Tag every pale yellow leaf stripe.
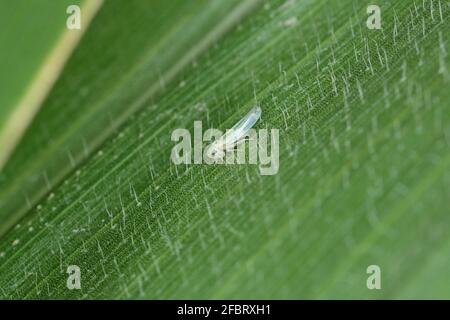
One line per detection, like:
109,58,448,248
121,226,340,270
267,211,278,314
0,0,104,170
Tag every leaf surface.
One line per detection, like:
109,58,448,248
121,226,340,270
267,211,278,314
0,0,449,299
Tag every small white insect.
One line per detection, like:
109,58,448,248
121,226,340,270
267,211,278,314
205,106,262,161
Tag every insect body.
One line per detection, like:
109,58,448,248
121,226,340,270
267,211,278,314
205,106,262,161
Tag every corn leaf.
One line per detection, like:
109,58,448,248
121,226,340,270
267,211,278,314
0,0,449,299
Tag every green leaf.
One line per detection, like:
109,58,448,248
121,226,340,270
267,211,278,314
0,0,449,299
